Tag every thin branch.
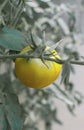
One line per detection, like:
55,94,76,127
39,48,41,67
70,60,84,65
43,56,84,65
0,0,9,12
12,1,24,26
0,53,84,66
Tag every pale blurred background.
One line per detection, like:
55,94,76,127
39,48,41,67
52,0,84,129
53,50,84,130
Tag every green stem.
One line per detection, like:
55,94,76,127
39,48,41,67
12,1,24,26
0,0,9,11
0,53,84,66
70,60,84,65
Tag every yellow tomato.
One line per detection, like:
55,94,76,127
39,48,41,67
15,46,62,89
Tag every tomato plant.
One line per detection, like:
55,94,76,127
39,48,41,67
0,0,83,130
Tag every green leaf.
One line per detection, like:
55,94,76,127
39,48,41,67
31,32,42,46
61,63,71,86
0,26,28,51
40,0,50,2
27,1,38,8
67,104,76,115
57,18,70,35
0,104,7,130
49,84,75,106
74,91,84,104
4,93,23,130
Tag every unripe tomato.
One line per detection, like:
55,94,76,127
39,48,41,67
15,46,62,89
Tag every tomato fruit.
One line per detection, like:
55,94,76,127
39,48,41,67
15,46,62,89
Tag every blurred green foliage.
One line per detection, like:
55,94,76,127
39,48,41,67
0,0,83,130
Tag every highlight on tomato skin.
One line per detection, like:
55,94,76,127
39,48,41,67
15,45,62,89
